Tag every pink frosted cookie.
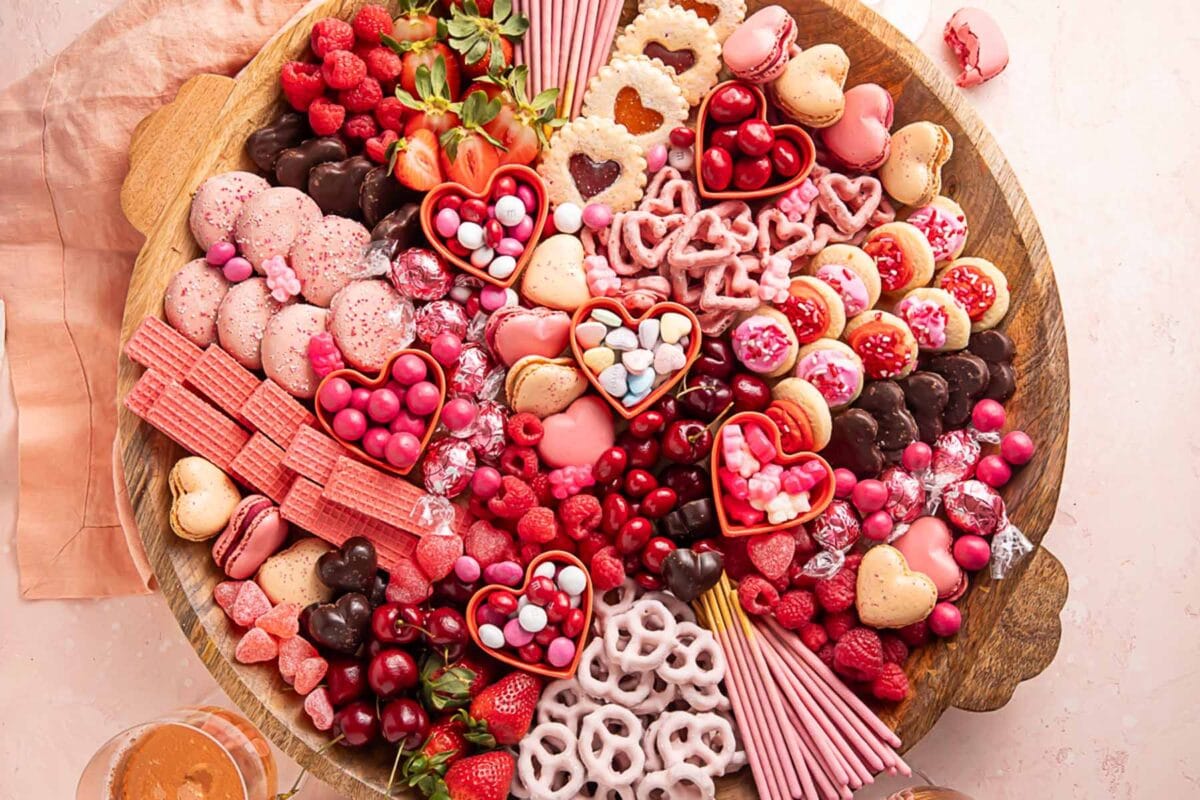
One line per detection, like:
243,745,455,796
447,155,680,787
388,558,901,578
329,279,417,372
793,339,864,409
234,187,322,273
189,171,270,251
893,287,970,352
164,258,231,347
289,216,372,307
217,277,287,370
905,196,968,264
262,303,330,399
731,306,799,378
944,7,1009,88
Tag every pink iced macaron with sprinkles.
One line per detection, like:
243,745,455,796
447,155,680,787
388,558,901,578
329,279,416,372
289,215,371,307
217,277,288,370
189,171,270,251
234,186,322,273
164,258,231,347
261,303,329,398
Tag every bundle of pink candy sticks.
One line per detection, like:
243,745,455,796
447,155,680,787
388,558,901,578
513,0,625,117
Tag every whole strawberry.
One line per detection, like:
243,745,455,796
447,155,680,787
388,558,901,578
402,717,468,798
457,671,540,747
435,750,514,800
421,651,494,711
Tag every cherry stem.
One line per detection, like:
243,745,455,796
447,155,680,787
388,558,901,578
386,745,407,794
275,735,344,799
706,402,736,434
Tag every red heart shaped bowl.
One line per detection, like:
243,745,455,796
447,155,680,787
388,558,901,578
695,80,817,201
465,551,593,680
569,297,702,420
711,410,835,537
419,164,549,289
313,349,445,477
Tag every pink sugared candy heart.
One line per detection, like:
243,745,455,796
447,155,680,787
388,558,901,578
228,580,272,627
304,687,335,731
255,602,301,639
213,580,244,613
235,627,278,663
294,656,329,695
278,636,319,682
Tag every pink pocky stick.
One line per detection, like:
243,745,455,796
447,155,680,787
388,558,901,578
576,0,623,118
561,0,594,116
540,0,553,96
512,0,523,66
715,627,788,800
783,703,851,800
550,0,562,97
766,645,853,790
526,0,541,94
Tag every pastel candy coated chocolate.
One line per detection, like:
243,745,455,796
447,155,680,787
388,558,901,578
189,171,271,251
289,215,372,307
822,83,894,171
855,544,938,628
217,277,285,371
235,186,322,272
520,234,590,311
329,279,416,372
722,6,797,83
537,396,616,469
164,258,231,347
261,303,330,399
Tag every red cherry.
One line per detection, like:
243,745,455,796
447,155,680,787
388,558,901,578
708,83,757,124
333,700,379,747
733,155,773,191
493,176,517,198
634,572,664,591
546,591,572,623
517,642,544,663
425,607,467,646
459,198,487,223
701,147,734,191
380,697,429,749
601,493,633,536
709,125,739,153
770,138,803,178
488,590,518,615
325,658,367,706
628,410,666,439
736,118,775,157
639,487,679,518
655,395,680,424
731,373,772,411
669,126,696,147
526,576,557,606
616,517,655,555
623,469,658,498
641,537,677,574
367,648,418,699
561,608,586,638
371,602,424,645
594,447,628,483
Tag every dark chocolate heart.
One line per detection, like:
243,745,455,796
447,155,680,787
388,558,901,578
569,153,622,199
927,352,990,428
308,156,374,218
368,570,389,608
967,330,1016,402
304,592,372,655
316,536,378,594
245,112,309,172
644,42,697,73
900,371,950,443
274,137,348,190
371,202,424,246
823,408,884,478
854,380,918,457
662,548,724,603
360,166,416,227
662,498,717,543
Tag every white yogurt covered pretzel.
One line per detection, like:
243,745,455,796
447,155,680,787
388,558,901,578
517,722,586,800
592,578,639,626
578,706,646,787
634,763,716,800
658,622,726,687
578,638,652,707
603,600,677,671
576,782,637,800
641,590,696,624
630,670,677,715
537,678,602,731
677,679,732,712
654,711,739,778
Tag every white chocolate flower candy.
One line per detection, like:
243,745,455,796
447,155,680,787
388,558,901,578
881,121,954,207
583,55,690,150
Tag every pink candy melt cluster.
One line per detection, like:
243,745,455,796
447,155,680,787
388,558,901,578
474,561,589,670
433,174,539,281
720,421,829,527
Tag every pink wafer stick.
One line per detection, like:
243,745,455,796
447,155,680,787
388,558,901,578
184,345,258,421
781,702,850,799
539,0,552,96
713,626,789,800
241,380,315,447
124,316,202,379
124,370,170,418
526,0,540,94
577,0,623,118
512,0,523,66
562,0,597,116
281,425,348,484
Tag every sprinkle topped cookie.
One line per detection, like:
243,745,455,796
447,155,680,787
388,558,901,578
583,55,689,150
616,7,722,105
538,118,648,213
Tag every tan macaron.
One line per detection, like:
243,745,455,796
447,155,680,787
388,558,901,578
855,545,938,629
168,457,241,542
771,378,833,450
880,121,953,207
505,356,589,418
893,287,971,352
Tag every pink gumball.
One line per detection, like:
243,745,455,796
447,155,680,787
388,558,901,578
471,466,502,499
861,510,894,541
362,427,392,458
953,534,991,571
833,468,858,499
971,399,1006,432
442,397,477,431
390,410,428,437
349,388,371,412
384,432,422,468
902,442,932,472
406,381,441,416
975,454,1012,488
479,285,508,312
367,388,402,424
332,408,367,442
317,377,352,413
205,241,236,266
851,479,888,514
221,257,253,282
928,602,962,637
431,333,464,366
391,353,428,385
1001,431,1035,465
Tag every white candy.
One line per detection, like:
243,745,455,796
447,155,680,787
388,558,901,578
622,348,653,374
489,255,518,279
575,321,608,349
519,603,549,633
479,623,505,649
590,309,622,327
495,195,526,227
518,595,530,609
653,342,687,374
668,146,695,172
638,318,660,349
605,327,638,351
534,562,558,579
598,364,628,396
557,565,587,596
457,221,484,250
470,245,495,268
553,202,583,234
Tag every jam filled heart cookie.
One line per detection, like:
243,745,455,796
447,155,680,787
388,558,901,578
807,244,882,317
893,287,971,352
842,310,919,379
583,55,690,150
640,0,747,43
774,275,847,344
615,6,723,106
862,221,936,295
793,339,864,409
880,121,954,207
769,43,850,128
906,195,969,264
538,118,648,213
935,257,1011,331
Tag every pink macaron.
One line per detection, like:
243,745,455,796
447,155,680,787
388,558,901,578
943,7,1009,88
483,305,572,367
289,215,372,307
261,303,329,399
189,171,270,251
822,83,895,171
164,258,231,347
329,279,417,372
234,186,322,272
216,277,287,370
722,6,798,83
212,495,289,580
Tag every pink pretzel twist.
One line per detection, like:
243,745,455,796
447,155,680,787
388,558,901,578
578,706,646,787
577,638,653,707
537,678,601,731
633,763,716,800
658,622,726,687
516,722,585,800
654,711,739,778
603,600,678,671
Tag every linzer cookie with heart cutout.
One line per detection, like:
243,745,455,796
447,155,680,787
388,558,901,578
641,0,747,42
538,117,648,212
616,6,722,105
582,55,689,149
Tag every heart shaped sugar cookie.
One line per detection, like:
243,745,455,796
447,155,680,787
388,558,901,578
520,234,591,312
537,396,616,469
855,544,939,628
894,516,967,600
769,43,850,128
880,121,954,207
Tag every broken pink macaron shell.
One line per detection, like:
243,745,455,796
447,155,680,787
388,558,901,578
944,7,1009,88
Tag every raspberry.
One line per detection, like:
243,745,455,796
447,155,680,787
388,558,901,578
310,17,355,58
364,46,403,84
844,552,864,573
871,662,910,702
415,532,464,581
591,546,626,591
307,97,346,137
823,610,857,641
467,494,495,522
340,76,383,113
897,619,930,648
737,575,780,615
558,494,601,540
516,507,558,544
577,532,610,566
278,636,319,682
374,96,406,132
832,628,884,682
229,580,272,627
235,627,278,664
815,568,857,613
542,531,577,555
255,602,301,639
280,61,326,111
352,4,394,43
507,412,544,446
816,643,836,670
294,656,329,695
774,590,817,629
529,473,554,506
463,520,517,567
799,622,828,651
746,530,796,581
343,113,378,142
322,50,367,91
488,476,537,519
365,129,399,163
499,445,539,480
880,634,909,665
385,556,434,605
213,580,243,612
304,686,335,731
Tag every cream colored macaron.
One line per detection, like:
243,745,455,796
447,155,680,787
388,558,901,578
520,235,591,311
880,121,953,207
168,457,241,542
505,356,589,418
856,545,938,629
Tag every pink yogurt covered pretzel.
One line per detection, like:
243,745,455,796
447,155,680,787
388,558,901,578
659,622,727,686
654,711,740,778
537,678,601,729
577,638,653,707
603,600,678,672
634,763,715,800
579,706,646,787
516,722,586,800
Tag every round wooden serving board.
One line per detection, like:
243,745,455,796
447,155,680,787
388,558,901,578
116,1,1070,797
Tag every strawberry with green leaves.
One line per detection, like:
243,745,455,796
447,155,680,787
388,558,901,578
393,0,440,43
420,651,495,711
470,66,562,166
395,56,463,138
435,750,515,800
439,90,506,193
385,34,463,100
454,670,540,747
387,128,444,190
447,0,528,78
400,717,468,798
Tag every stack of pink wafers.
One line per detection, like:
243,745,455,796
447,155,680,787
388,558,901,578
513,0,624,117
123,317,467,570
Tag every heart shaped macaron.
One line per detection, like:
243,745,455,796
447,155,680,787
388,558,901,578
855,544,939,629
420,164,549,288
880,121,954,207
822,83,895,171
570,298,702,418
466,551,593,679
711,411,835,537
537,396,616,470
695,80,816,200
168,456,241,542
769,43,850,128
893,516,967,601
314,350,445,476
485,305,572,367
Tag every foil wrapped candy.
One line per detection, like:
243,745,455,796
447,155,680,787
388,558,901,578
942,478,1034,579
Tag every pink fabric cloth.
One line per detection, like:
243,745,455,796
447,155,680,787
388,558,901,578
0,0,309,598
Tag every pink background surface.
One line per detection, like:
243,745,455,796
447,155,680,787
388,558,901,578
2,0,1198,797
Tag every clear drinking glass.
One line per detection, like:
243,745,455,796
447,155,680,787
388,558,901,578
76,706,279,800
